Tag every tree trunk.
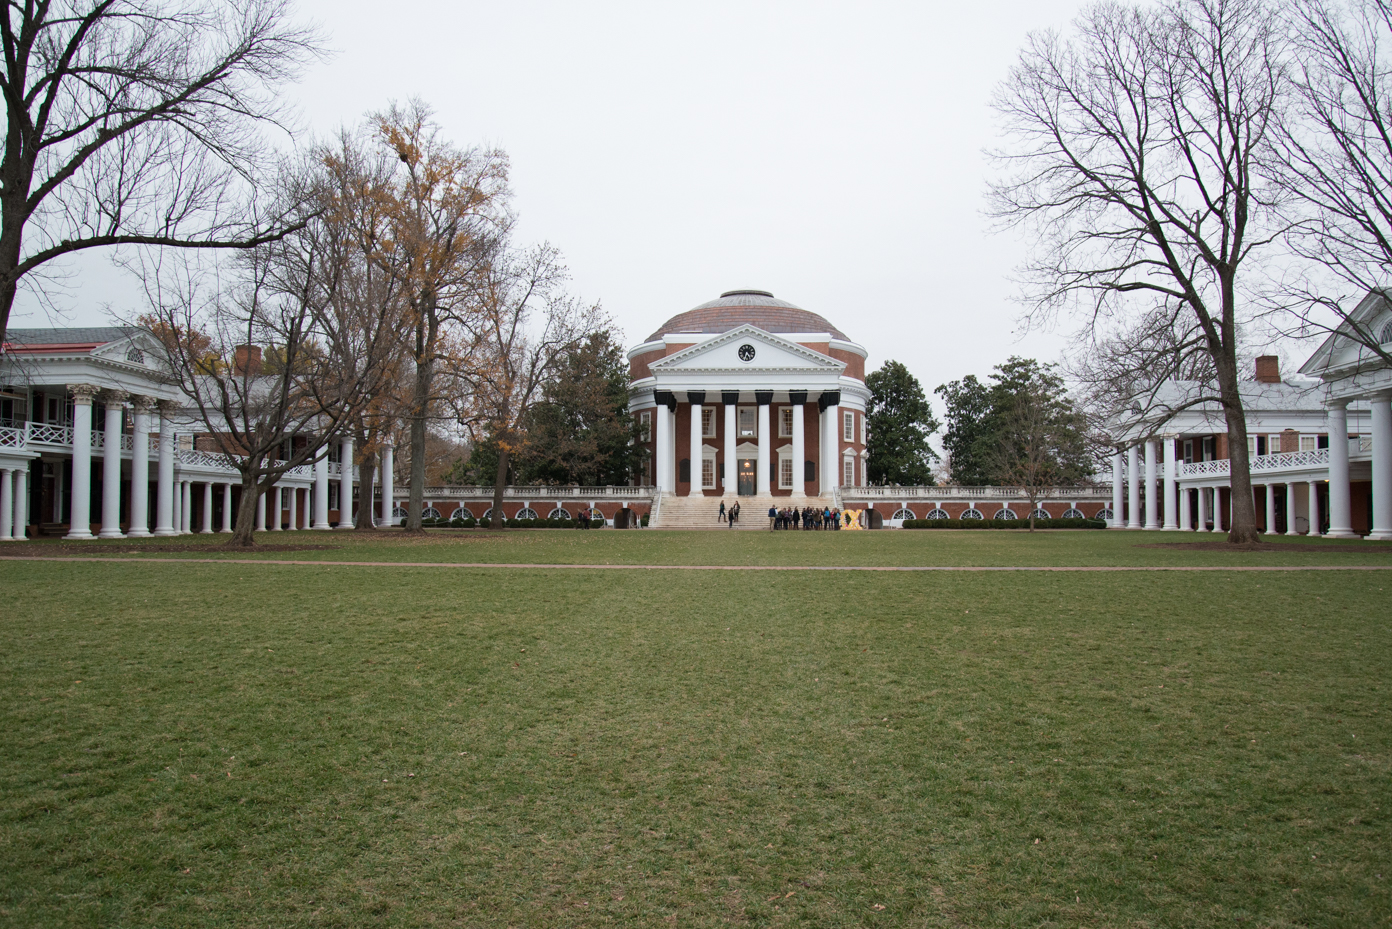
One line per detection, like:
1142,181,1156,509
1214,356,1260,544
225,472,262,548
356,447,377,530
1027,490,1037,531
406,355,433,534
491,445,510,530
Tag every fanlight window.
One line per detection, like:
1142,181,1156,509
515,507,539,520
125,347,145,364
926,508,949,520
1381,319,1392,344
891,508,914,520
480,507,495,520
452,507,474,520
1063,508,1085,519
993,508,1017,520
1029,508,1049,520
422,506,441,519
961,508,984,520
1096,508,1114,521
391,505,407,518
548,507,571,520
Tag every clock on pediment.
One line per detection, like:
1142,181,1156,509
737,343,756,362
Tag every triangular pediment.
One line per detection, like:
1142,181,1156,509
90,330,165,371
651,325,844,373
1299,289,1392,378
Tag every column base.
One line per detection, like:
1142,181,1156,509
126,529,151,538
1366,530,1392,541
98,529,124,539
337,522,354,530
311,522,333,530
1161,526,1181,531
151,527,177,537
1326,529,1357,539
63,530,94,540
217,529,231,534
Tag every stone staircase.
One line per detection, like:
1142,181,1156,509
651,493,835,529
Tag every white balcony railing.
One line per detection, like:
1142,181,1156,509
387,485,657,500
1175,444,1374,480
842,484,1114,500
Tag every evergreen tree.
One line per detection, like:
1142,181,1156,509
935,374,995,485
865,360,939,485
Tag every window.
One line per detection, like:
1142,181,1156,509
1030,508,1050,520
843,457,854,486
739,407,757,437
1063,508,1085,519
480,508,495,520
548,507,571,520
1203,436,1214,461
892,508,914,520
515,507,539,520
177,434,194,451
780,407,793,437
1300,435,1316,452
125,347,145,364
702,457,716,489
702,407,715,437
1380,319,1392,344
994,508,1017,520
926,508,949,520
639,411,651,443
453,506,474,520
861,414,867,445
391,505,407,518
1270,433,1284,454
779,457,793,489
1097,508,1114,521
422,506,441,519
1184,439,1194,463
961,508,984,520
843,410,854,442
1249,436,1260,457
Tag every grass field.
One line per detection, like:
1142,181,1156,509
1,531,1389,927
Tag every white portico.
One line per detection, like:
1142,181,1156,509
627,291,871,505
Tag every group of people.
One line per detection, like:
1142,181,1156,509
715,500,843,530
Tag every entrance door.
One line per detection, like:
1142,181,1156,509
737,458,756,496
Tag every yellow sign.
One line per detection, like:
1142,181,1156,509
843,508,864,530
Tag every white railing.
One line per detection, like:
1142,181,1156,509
842,484,1113,500
389,485,658,500
25,423,72,445
1179,447,1341,480
0,425,24,449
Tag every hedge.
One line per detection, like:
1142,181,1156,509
901,517,1106,530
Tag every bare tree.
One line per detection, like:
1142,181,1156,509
363,101,510,532
453,244,600,529
990,0,1293,543
141,158,397,547
0,0,324,346
1271,0,1392,360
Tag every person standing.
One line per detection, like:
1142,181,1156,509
729,501,739,528
719,500,727,524
768,504,777,530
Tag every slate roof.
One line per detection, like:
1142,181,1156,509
5,327,137,347
646,291,849,342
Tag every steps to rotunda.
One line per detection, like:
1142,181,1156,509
650,493,835,529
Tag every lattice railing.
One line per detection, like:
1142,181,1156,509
25,423,72,445
842,484,1113,500
0,425,23,449
393,485,657,500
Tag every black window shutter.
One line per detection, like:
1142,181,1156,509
679,458,691,483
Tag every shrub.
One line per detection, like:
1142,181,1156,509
478,517,490,529
640,514,650,527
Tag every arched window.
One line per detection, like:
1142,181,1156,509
1380,319,1392,344
1063,508,1085,519
1029,508,1050,520
548,507,571,520
125,347,145,364
926,508,950,520
422,506,441,519
961,508,983,520
1096,508,1114,521
391,505,407,518
480,507,494,520
891,508,914,520
993,508,1017,520
515,507,538,520
451,506,474,520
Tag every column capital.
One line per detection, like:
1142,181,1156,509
721,390,740,406
100,388,129,405
754,390,773,406
1325,397,1350,411
130,394,156,414
157,398,181,415
70,383,98,403
788,390,807,406
686,390,706,405
817,390,841,412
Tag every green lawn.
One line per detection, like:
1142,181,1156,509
1,535,1389,927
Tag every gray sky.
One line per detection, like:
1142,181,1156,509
14,0,1092,422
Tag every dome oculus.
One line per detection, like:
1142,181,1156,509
738,343,756,362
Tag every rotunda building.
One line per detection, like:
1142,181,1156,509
628,290,870,499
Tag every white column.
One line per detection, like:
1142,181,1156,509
756,397,771,496
1126,445,1141,529
127,399,151,537
655,400,673,493
181,480,192,534
688,397,703,497
256,486,267,531
821,396,839,495
380,446,394,526
0,468,12,540
1162,436,1178,530
1370,393,1392,540
1283,482,1296,536
288,486,298,531
153,405,176,536
172,478,182,535
1326,401,1355,538
65,385,96,539
312,447,331,529
269,485,281,531
791,394,806,499
1179,487,1192,530
12,467,26,539
201,481,213,533
1197,485,1209,532
723,401,736,494
1308,480,1321,536
221,483,233,532
1264,483,1277,535
338,437,354,528
98,392,127,539
1111,451,1124,528
1143,439,1159,529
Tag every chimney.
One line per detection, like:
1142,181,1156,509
234,344,262,376
1254,355,1280,383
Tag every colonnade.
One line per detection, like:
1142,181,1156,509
652,389,843,497
1108,436,1180,530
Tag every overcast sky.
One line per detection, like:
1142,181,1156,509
14,0,1095,423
